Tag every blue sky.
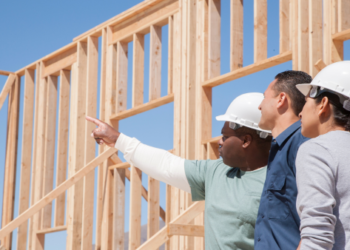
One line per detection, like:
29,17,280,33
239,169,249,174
1,0,349,249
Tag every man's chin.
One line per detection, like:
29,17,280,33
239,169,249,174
258,121,270,131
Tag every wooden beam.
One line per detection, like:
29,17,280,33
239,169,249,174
133,33,145,107
315,59,327,72
0,147,118,240
16,69,35,250
338,0,350,32
207,142,220,160
113,168,126,250
129,166,143,250
81,36,99,250
324,0,343,64
280,0,290,53
54,70,70,227
0,74,16,111
208,0,221,79
291,0,298,69
41,75,58,229
0,70,14,76
137,201,205,250
170,11,182,250
31,70,47,250
333,28,350,41
309,0,323,77
110,0,178,44
168,16,174,95
297,0,309,72
230,0,243,71
110,94,174,121
254,0,267,62
203,51,292,88
116,41,128,113
95,28,107,250
42,46,77,77
1,75,20,250
28,63,41,250
168,224,204,237
66,41,88,250
149,25,162,101
148,177,160,239
202,135,221,144
36,226,67,235
73,0,173,42
109,162,131,170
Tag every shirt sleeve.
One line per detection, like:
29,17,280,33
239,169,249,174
115,133,191,193
184,160,211,201
296,141,337,250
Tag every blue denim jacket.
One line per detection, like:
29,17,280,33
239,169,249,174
254,121,309,250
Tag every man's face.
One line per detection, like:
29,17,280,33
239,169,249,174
218,122,245,168
259,79,279,130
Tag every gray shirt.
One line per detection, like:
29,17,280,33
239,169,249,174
296,131,350,250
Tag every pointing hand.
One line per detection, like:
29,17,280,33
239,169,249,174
86,116,120,147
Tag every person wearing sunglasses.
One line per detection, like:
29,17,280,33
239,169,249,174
86,93,272,250
295,61,350,250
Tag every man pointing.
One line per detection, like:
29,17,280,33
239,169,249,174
87,92,272,250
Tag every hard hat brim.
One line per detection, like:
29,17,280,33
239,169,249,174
216,114,271,134
296,84,312,96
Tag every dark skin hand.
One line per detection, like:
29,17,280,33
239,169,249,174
86,116,120,147
219,122,268,171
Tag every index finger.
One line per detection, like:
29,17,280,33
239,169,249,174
86,116,104,126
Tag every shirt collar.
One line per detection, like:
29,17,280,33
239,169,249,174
274,120,301,146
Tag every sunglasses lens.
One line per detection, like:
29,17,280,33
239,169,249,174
309,86,318,98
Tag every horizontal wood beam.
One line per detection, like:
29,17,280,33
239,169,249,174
332,28,350,41
0,74,16,111
0,147,117,239
202,135,221,145
42,47,77,77
137,201,205,250
15,42,78,76
110,94,174,121
36,226,67,235
168,224,204,237
108,162,130,170
0,70,15,76
73,0,169,42
110,0,178,44
203,51,292,88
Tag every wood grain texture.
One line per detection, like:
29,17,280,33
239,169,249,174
16,69,35,250
231,0,243,70
133,33,145,107
54,70,70,227
1,75,20,250
41,75,58,229
149,25,162,101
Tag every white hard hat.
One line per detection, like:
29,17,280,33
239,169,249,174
296,61,350,110
216,92,271,138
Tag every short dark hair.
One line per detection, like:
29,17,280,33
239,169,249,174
315,93,350,131
273,70,312,116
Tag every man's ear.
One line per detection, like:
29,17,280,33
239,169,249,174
242,134,252,149
276,92,288,109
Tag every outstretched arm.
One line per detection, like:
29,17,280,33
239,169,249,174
86,116,191,193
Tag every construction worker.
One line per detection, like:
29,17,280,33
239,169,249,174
295,61,350,250
254,70,312,250
87,92,272,250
